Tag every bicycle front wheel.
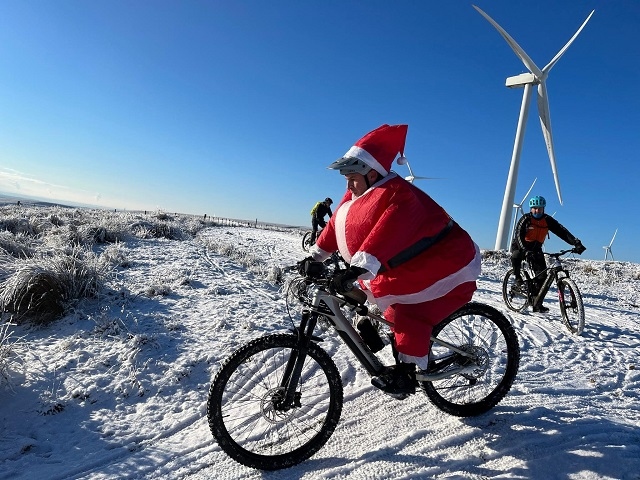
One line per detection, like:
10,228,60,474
207,334,343,470
557,277,585,335
302,232,312,252
420,302,520,417
502,268,531,312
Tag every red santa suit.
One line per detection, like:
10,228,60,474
310,124,480,369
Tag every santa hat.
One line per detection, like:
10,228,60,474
342,124,408,176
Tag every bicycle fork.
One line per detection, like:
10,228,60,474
276,302,384,409
276,309,317,410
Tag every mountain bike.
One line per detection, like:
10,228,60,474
502,248,585,335
207,255,520,470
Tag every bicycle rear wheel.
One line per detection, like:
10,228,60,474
502,268,531,312
557,277,585,335
420,302,520,417
207,334,343,470
302,232,313,252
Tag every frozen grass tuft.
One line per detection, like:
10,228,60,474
144,284,172,297
129,220,189,240
0,322,25,390
0,231,36,258
0,247,111,324
100,242,131,268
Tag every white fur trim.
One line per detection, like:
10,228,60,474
344,146,389,176
349,251,378,280
334,200,353,263
373,243,482,311
309,244,332,261
398,352,430,370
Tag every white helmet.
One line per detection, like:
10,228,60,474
327,157,372,175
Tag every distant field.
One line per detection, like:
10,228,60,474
0,192,76,208
0,192,306,231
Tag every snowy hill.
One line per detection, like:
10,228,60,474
1,219,639,479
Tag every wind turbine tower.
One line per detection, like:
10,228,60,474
473,5,595,250
603,229,617,261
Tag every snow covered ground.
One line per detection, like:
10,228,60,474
1,225,639,479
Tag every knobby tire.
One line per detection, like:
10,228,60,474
207,334,343,470
502,268,531,312
557,277,585,335
302,232,313,252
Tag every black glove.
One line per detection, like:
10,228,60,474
331,266,367,294
297,256,314,276
573,240,586,255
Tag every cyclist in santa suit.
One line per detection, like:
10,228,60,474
305,124,481,399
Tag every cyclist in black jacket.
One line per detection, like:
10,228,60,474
310,197,333,244
511,195,586,313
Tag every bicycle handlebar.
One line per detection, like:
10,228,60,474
294,259,368,308
544,248,579,257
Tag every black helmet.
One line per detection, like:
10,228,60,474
324,197,333,204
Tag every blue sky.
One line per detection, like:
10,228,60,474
1,1,638,262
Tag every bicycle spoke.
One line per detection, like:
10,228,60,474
208,334,343,470
421,303,519,417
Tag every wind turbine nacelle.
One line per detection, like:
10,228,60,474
505,73,537,88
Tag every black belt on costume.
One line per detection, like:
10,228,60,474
379,219,455,273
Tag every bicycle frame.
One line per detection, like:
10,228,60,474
279,282,480,406
526,250,573,307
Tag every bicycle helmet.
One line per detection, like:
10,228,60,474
327,156,372,176
529,195,546,209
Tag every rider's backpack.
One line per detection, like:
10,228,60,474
310,202,322,217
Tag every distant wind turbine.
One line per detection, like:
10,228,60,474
603,229,617,261
472,5,595,250
403,161,439,184
509,177,537,244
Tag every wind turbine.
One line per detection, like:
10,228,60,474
403,161,438,184
603,229,617,261
509,177,537,244
472,5,595,250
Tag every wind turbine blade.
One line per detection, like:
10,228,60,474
542,10,595,77
406,162,416,177
518,177,538,206
537,82,563,205
609,228,618,246
472,5,543,78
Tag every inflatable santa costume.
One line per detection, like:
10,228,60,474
309,124,481,370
